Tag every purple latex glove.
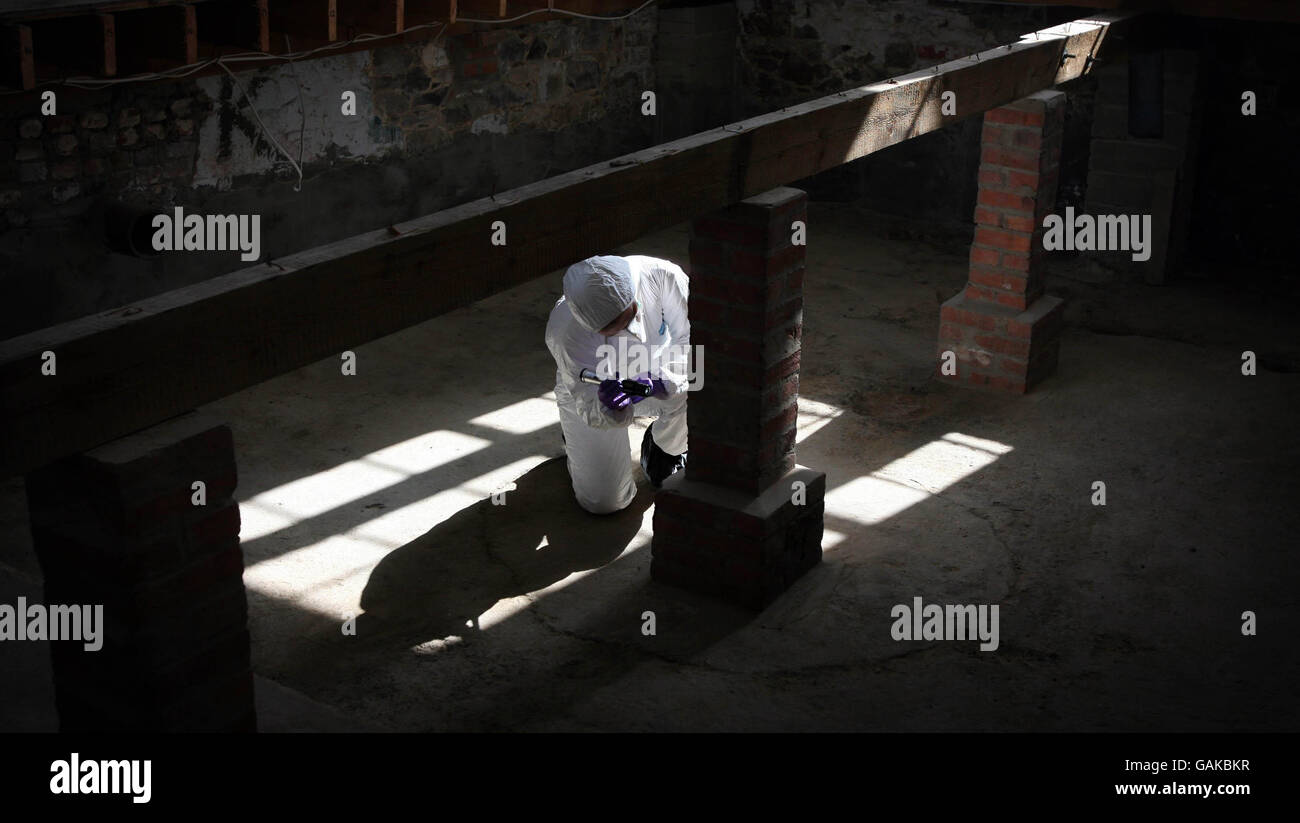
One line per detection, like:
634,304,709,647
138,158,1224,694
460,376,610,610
598,379,631,411
628,374,667,404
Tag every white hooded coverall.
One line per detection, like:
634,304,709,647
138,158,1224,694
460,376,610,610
545,255,691,514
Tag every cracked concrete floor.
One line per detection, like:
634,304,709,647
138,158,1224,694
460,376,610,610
1,202,1297,732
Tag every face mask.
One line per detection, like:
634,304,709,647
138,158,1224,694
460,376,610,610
620,312,648,343
603,307,646,343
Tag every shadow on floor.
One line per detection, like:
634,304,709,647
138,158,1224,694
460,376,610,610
355,456,650,646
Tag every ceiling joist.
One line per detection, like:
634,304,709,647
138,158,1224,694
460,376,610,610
0,0,648,91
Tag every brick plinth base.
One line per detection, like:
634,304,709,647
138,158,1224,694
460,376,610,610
652,467,825,611
25,411,254,732
939,292,1064,393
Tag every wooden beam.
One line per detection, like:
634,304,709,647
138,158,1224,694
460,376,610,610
0,0,1292,27
256,0,269,51
182,3,198,63
0,13,1131,478
99,13,116,76
16,23,33,88
0,0,650,89
0,1,209,25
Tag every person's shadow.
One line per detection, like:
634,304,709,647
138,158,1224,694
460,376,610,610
355,456,652,647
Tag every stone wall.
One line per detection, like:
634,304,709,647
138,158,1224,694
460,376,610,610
653,1,739,142
0,10,657,338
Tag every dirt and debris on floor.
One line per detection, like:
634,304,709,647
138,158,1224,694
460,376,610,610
1,202,1295,731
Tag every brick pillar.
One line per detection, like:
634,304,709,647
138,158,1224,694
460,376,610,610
25,412,254,732
938,90,1066,394
651,187,825,611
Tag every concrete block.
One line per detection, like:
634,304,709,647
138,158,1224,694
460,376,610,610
1089,137,1182,172
1091,102,1129,140
1085,169,1156,209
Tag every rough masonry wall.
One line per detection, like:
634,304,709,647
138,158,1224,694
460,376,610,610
653,2,739,142
0,11,656,338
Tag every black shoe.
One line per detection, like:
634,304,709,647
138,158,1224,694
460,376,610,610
640,424,687,488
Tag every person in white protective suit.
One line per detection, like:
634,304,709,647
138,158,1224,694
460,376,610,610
545,255,692,514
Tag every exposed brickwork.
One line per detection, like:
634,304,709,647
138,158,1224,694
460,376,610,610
652,186,823,611
25,413,253,732
653,468,825,611
968,91,1063,313
938,91,1066,394
686,187,806,495
938,292,1064,394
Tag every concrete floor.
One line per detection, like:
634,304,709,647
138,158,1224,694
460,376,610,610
2,201,1297,731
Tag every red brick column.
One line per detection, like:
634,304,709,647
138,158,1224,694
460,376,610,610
25,412,254,732
651,187,825,611
938,90,1066,393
